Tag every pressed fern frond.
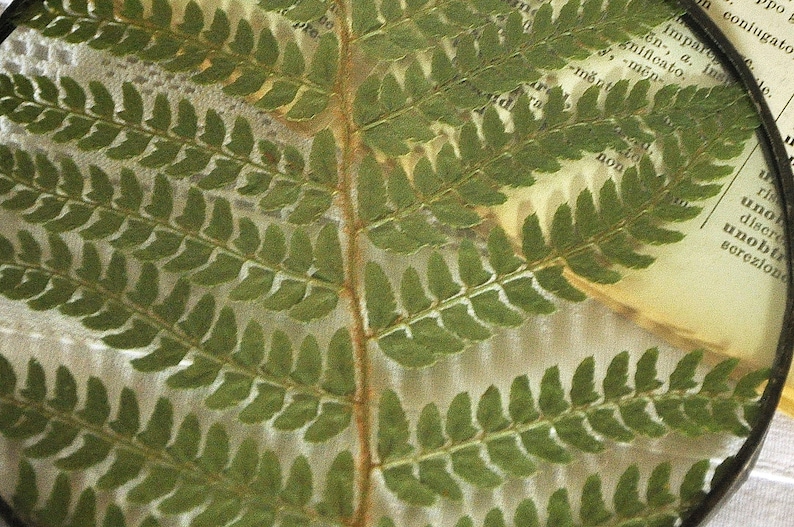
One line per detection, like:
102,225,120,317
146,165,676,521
16,0,681,141
0,347,765,524
375,349,764,505
366,127,755,367
0,75,340,223
0,232,355,439
0,146,343,314
358,80,753,254
351,0,678,61
20,0,340,119
11,458,716,527
376,457,726,527
13,467,164,527
352,0,680,154
0,0,772,525
0,355,354,526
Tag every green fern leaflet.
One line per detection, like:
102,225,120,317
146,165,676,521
0,0,769,526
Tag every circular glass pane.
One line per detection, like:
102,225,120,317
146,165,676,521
0,1,790,527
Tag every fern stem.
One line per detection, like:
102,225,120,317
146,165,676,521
374,388,750,470
0,390,333,526
0,257,351,406
0,163,341,292
332,1,374,525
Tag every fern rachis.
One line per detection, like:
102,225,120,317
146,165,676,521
0,0,773,526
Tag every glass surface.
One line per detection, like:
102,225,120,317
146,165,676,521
0,1,790,526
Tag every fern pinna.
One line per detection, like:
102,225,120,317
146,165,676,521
0,0,768,526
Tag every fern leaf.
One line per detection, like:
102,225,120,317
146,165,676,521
0,147,343,319
519,105,754,283
444,457,723,527
18,0,337,119
352,0,513,59
0,234,354,440
0,355,354,526
0,76,338,219
371,245,553,367
376,349,765,504
360,81,752,254
354,0,680,154
354,0,676,63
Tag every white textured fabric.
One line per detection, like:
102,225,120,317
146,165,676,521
705,412,794,527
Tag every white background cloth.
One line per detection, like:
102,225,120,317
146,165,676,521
704,412,794,526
